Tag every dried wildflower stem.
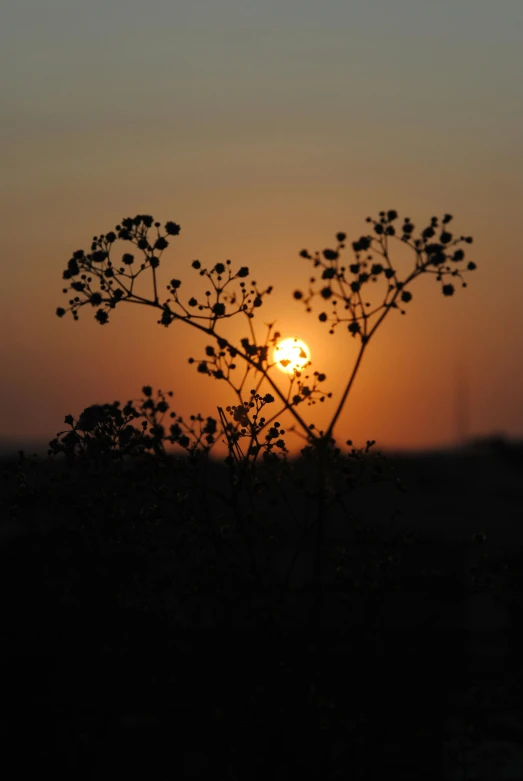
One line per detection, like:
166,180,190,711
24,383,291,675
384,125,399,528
326,341,368,440
57,210,476,463
52,210,477,629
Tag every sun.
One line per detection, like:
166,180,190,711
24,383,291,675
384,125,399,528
273,338,311,375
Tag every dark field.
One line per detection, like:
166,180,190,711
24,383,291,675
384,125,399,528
1,443,522,778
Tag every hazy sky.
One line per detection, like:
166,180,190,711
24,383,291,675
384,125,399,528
1,0,522,452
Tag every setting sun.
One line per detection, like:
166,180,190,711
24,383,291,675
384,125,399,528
273,338,311,375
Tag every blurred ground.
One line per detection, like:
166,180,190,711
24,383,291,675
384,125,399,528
0,443,522,778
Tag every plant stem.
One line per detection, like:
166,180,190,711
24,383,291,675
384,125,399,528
325,259,425,438
326,340,368,439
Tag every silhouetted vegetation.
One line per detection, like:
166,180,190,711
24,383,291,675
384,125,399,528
2,212,522,777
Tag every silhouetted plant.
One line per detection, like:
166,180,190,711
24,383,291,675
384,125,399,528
54,210,477,628
294,210,476,436
49,386,219,464
56,210,475,452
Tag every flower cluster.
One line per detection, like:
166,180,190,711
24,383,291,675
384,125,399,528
164,260,272,330
189,329,330,405
294,211,477,341
56,214,272,331
48,386,220,462
218,390,289,466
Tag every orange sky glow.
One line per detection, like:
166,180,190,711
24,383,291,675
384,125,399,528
1,0,522,454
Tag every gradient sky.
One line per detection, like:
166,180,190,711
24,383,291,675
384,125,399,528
1,0,522,453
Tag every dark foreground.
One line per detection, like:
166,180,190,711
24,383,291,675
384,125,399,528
1,446,522,779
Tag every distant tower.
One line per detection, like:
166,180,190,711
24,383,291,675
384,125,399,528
454,361,469,447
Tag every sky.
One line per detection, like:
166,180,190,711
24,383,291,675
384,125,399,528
1,0,522,454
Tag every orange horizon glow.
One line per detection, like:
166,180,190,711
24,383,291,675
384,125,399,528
1,2,522,453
